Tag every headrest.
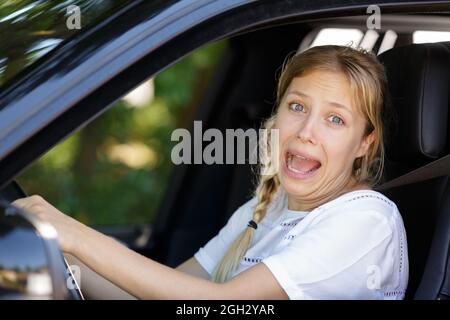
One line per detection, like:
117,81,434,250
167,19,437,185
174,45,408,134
378,42,450,164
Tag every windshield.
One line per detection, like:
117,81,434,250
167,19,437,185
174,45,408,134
0,0,136,88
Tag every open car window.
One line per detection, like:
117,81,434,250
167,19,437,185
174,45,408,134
15,39,227,228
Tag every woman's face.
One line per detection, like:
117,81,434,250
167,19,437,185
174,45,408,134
274,69,375,210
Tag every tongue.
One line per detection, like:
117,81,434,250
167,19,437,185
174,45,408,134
291,156,321,172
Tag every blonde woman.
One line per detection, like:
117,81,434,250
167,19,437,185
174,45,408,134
13,45,409,300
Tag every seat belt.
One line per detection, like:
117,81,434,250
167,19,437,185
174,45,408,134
376,153,450,191
376,153,450,300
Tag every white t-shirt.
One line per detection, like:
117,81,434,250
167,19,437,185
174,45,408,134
194,189,409,300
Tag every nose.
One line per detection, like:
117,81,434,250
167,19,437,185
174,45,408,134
297,114,317,144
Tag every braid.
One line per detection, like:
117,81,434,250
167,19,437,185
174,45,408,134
253,174,280,224
211,117,280,283
211,174,280,283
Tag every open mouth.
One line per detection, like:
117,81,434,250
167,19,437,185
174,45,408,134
285,151,322,175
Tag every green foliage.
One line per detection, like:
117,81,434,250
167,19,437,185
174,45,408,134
16,40,227,226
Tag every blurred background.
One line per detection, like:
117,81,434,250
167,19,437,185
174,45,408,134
0,0,227,226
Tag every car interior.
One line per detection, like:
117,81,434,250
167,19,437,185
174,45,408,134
2,10,450,300
145,14,450,300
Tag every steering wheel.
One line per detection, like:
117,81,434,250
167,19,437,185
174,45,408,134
0,180,84,300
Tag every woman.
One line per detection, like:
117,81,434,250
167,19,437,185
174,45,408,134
12,45,409,299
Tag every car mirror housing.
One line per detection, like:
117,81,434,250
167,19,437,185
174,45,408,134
0,201,74,299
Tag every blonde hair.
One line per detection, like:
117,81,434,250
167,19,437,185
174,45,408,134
211,45,388,283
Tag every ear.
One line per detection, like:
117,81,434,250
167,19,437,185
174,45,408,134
356,130,376,158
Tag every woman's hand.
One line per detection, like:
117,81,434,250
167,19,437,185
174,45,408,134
11,195,82,254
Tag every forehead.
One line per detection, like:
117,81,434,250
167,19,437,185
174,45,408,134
285,70,356,111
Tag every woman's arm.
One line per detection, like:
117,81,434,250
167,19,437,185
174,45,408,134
67,214,287,299
12,195,288,300
176,257,210,280
64,253,137,300
62,256,205,299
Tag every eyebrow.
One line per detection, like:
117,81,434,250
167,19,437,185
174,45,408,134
287,90,352,114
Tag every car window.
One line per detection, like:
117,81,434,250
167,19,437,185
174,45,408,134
0,0,144,88
15,39,228,227
303,20,450,54
413,30,450,43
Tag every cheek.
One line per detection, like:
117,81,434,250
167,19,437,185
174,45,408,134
321,132,361,167
275,113,303,142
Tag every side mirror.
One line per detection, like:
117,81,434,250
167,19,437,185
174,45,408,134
0,201,77,299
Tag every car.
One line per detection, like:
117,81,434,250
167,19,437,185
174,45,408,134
1,0,450,300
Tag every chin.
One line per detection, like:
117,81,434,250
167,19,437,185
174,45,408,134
279,173,317,197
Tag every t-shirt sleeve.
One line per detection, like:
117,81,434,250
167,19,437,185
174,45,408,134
262,209,394,299
194,197,257,276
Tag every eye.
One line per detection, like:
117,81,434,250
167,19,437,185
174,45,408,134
289,103,306,113
328,115,344,126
